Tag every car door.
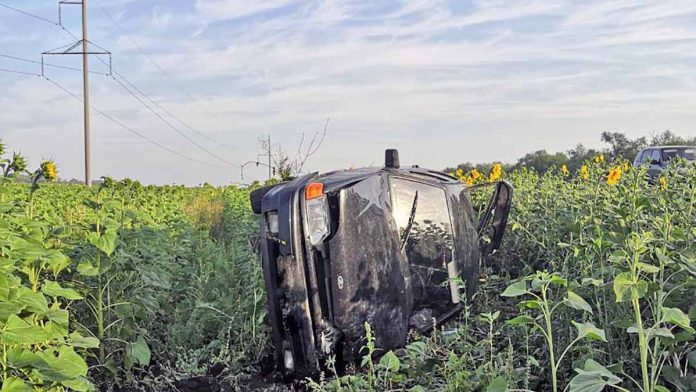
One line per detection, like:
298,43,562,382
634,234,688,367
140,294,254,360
648,149,663,178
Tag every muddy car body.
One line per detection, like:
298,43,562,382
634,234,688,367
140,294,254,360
251,150,512,376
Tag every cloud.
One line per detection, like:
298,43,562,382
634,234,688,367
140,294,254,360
1,0,696,185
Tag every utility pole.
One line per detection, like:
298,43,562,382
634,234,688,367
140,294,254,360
267,134,272,180
44,1,111,187
81,0,91,187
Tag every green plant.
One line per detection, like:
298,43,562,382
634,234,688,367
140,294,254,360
503,271,615,392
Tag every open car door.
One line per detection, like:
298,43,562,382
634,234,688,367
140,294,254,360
471,181,513,256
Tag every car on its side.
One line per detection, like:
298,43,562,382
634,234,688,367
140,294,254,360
633,145,695,178
250,149,512,377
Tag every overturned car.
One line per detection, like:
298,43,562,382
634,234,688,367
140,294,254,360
250,150,512,376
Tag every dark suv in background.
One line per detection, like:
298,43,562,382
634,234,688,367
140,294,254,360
633,145,695,178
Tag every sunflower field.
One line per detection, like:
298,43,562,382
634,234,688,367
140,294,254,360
0,138,695,391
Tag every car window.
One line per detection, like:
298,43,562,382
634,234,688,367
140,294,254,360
635,150,645,163
639,150,652,163
651,149,661,163
390,178,453,314
662,147,696,161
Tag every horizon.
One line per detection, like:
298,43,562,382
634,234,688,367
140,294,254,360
2,1,696,186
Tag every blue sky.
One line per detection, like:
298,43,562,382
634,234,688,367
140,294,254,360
1,0,696,185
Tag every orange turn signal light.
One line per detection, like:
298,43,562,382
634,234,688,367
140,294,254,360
305,182,324,200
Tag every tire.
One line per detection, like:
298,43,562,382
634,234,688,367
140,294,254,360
250,184,280,214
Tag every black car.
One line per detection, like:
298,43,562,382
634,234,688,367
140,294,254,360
250,150,512,376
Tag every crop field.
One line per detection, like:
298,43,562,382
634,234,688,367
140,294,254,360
0,143,695,391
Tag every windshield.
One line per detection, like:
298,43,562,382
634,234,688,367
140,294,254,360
390,178,453,315
662,147,696,161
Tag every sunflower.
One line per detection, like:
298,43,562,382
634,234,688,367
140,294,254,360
594,154,605,164
41,161,58,182
456,168,464,178
659,177,667,191
607,166,622,185
470,168,481,180
561,164,569,176
465,176,474,187
580,165,590,181
489,163,502,182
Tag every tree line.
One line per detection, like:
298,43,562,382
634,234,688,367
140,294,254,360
445,130,696,175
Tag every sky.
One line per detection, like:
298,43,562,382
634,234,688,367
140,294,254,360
1,0,696,185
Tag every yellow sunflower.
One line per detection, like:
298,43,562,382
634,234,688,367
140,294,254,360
580,165,589,181
607,166,622,185
41,161,58,182
659,177,667,191
561,164,569,176
594,154,605,164
489,163,502,182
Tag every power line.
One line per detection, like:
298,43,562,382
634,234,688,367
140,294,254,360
0,3,58,25
93,0,197,101
92,2,249,153
0,53,109,75
0,67,40,77
2,1,246,165
110,68,250,152
110,74,238,167
44,76,228,169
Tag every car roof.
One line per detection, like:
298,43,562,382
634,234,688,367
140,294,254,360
642,145,694,150
317,166,459,192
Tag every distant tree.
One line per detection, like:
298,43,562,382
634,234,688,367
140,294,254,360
600,131,647,161
648,130,696,146
513,150,568,174
565,144,599,171
445,131,694,176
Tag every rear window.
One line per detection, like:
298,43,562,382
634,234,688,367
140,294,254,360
662,147,696,161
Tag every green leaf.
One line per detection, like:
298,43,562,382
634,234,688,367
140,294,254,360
68,332,100,349
564,291,593,314
61,377,94,392
636,262,660,274
613,272,647,302
128,335,151,366
581,278,603,287
0,273,9,300
87,230,118,257
518,299,542,309
38,346,88,381
0,377,32,392
568,359,621,392
486,376,509,392
501,280,528,297
572,321,607,342
650,327,675,340
549,275,568,286
16,288,48,315
0,314,47,345
45,251,71,276
76,261,100,277
506,315,536,326
662,307,694,333
378,350,400,373
43,281,83,300
7,347,47,368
